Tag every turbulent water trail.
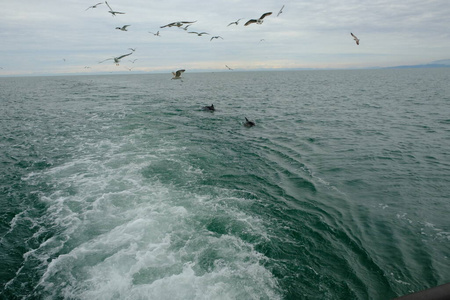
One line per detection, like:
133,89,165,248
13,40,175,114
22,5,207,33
1,70,450,299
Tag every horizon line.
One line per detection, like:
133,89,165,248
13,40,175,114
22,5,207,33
1,64,450,78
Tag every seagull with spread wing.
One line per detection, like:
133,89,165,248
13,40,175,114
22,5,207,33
189,31,209,36
277,5,285,17
115,25,130,31
210,36,223,41
105,1,125,16
172,69,185,80
160,21,196,28
227,19,242,26
351,32,360,45
244,12,272,26
99,52,133,66
85,2,103,10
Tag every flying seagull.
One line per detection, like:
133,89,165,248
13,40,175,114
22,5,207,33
149,31,160,36
129,59,138,63
227,18,242,26
225,65,233,70
351,32,360,45
210,36,223,41
99,52,133,66
160,21,196,28
105,1,125,16
244,117,255,127
244,12,272,26
115,25,130,31
172,69,185,79
124,67,134,71
128,48,136,52
277,5,285,17
85,2,103,10
189,31,209,36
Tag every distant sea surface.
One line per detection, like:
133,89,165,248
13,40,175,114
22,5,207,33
1,69,449,299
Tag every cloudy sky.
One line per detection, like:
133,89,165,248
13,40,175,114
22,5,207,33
1,0,449,76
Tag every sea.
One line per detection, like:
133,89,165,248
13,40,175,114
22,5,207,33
0,69,449,300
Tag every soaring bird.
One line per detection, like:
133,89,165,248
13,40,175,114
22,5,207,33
85,2,103,10
189,31,209,36
351,32,360,45
277,5,285,17
99,52,133,66
227,18,242,26
172,69,185,79
160,21,196,28
225,65,233,70
244,12,272,26
129,59,138,63
115,25,130,31
105,1,125,16
210,36,223,41
149,31,160,36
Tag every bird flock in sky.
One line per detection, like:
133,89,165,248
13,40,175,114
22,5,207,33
0,2,361,75
82,1,360,127
81,2,360,77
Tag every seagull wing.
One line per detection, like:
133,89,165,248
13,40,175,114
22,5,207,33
105,1,113,11
98,58,113,63
188,31,199,34
160,22,175,28
277,5,285,16
260,12,273,20
351,33,360,45
244,19,258,26
116,52,133,60
176,69,185,77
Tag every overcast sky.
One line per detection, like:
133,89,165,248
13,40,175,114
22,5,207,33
1,0,449,76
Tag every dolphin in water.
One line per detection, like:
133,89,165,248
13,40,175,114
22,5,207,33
244,117,255,127
202,104,215,111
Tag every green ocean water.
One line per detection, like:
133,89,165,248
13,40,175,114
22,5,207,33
1,69,449,299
